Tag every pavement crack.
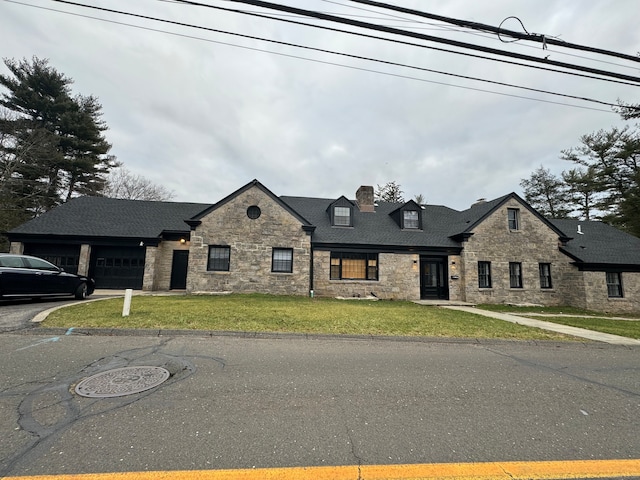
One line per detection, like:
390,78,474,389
345,426,363,480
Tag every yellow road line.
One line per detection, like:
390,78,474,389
6,459,640,480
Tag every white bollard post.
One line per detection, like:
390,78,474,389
122,289,133,317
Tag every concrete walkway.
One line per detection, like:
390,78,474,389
442,305,640,346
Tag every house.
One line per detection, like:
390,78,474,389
7,179,640,313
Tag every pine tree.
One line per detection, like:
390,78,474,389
519,166,572,219
0,57,115,219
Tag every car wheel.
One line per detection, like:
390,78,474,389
75,283,88,300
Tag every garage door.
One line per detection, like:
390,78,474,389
24,244,81,275
90,246,145,289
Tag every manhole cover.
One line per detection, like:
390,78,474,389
75,366,170,398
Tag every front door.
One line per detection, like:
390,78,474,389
170,250,189,290
420,257,448,299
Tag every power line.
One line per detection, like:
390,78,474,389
2,1,622,112
347,0,640,64
34,0,624,110
161,0,639,87
207,0,640,84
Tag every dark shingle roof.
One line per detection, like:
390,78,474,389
9,197,211,239
281,196,461,249
9,190,640,268
550,219,640,265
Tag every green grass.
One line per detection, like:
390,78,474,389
477,304,640,339
42,294,571,340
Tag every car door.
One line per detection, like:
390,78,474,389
0,256,33,295
24,257,70,294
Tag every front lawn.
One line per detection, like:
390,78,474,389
42,294,571,340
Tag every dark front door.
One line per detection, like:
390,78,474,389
170,250,189,290
420,257,448,299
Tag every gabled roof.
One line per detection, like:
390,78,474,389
447,192,569,241
8,196,210,240
187,179,313,230
550,219,640,266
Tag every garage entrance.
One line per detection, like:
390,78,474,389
90,246,145,289
24,244,81,274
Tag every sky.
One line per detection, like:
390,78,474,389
2,0,639,210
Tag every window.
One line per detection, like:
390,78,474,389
507,208,520,230
272,248,293,273
208,246,230,271
247,205,261,219
606,272,623,298
539,263,552,289
403,210,419,229
509,262,523,288
330,252,378,280
334,206,351,226
478,261,492,288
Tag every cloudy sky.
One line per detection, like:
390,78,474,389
2,0,639,210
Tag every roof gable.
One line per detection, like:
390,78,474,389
188,179,313,230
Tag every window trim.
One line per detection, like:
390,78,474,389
606,271,623,298
403,210,420,229
207,246,230,272
478,261,492,288
539,263,552,289
509,262,523,288
330,252,378,281
272,248,293,273
507,208,520,231
333,206,352,227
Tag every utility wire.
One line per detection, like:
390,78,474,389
37,0,626,109
161,0,639,87
204,0,640,84
3,1,623,112
347,0,640,64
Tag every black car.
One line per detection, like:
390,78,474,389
0,253,95,300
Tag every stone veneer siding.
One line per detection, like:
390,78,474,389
582,271,640,313
149,240,190,290
187,186,311,296
312,251,420,300
460,198,575,306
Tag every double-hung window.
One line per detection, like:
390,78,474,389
478,261,492,288
403,210,419,229
208,246,230,271
330,252,378,280
539,263,552,289
507,208,520,230
334,206,351,226
606,272,623,298
509,262,523,288
272,248,293,273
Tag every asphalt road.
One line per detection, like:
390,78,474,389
1,331,639,478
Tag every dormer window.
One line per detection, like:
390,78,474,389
328,196,355,227
390,201,423,230
403,210,419,229
334,206,351,226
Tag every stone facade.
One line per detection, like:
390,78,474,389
186,185,312,296
459,198,574,306
150,240,190,290
582,271,640,313
313,251,420,300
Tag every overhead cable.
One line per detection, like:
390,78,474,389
203,0,640,84
348,0,640,64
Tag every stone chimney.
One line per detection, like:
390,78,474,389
356,185,375,212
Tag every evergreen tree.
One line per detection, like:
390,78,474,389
375,181,404,203
562,167,601,221
561,126,640,235
519,166,572,218
0,57,115,218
